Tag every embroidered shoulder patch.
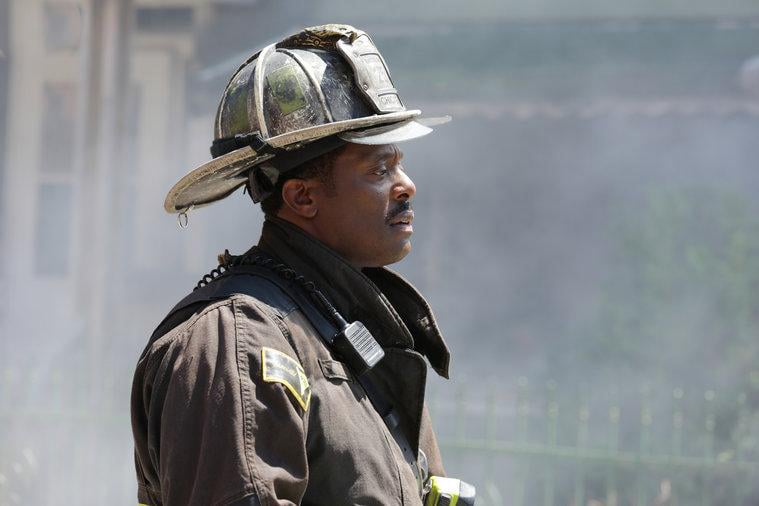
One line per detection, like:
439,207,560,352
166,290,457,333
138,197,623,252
261,347,311,410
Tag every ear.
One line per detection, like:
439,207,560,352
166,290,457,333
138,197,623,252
281,178,319,219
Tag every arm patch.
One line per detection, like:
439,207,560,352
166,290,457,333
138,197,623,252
261,347,311,410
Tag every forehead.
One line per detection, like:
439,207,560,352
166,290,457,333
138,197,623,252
335,143,402,165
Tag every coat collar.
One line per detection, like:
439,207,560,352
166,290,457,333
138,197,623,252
257,216,450,378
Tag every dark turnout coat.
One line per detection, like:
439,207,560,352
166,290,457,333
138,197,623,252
131,217,451,506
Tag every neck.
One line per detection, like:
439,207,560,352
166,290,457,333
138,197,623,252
274,209,316,236
272,210,364,269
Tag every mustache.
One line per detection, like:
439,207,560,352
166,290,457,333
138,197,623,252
386,201,413,222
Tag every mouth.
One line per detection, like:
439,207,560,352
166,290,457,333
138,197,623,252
388,210,414,231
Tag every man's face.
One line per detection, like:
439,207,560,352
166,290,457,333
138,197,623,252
312,143,416,268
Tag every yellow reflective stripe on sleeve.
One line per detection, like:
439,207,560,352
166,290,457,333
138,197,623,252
261,347,311,410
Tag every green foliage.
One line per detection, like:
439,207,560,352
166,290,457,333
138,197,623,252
593,187,759,389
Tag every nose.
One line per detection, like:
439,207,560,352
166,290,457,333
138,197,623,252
393,165,416,201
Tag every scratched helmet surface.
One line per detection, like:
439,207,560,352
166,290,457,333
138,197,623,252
164,24,449,214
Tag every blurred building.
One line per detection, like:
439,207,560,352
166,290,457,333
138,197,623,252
2,0,90,372
2,0,759,384
0,0,8,281
0,0,209,380
0,0,318,383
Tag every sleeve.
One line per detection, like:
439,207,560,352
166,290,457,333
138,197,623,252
132,297,310,506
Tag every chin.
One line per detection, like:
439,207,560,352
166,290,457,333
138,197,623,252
356,239,413,268
380,242,412,267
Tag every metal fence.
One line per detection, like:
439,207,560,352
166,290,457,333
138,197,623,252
0,368,134,505
2,369,759,505
429,377,759,506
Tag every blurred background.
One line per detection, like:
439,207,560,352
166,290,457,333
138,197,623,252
3,0,759,504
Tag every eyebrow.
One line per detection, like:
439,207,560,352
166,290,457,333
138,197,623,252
369,146,403,164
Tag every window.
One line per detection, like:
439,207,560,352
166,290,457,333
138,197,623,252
44,3,82,51
136,7,193,32
40,83,77,174
34,183,73,276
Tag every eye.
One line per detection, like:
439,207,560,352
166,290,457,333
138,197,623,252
369,164,388,176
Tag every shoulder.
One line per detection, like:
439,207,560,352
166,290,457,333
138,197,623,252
153,271,299,343
135,272,319,387
134,292,307,405
149,293,285,359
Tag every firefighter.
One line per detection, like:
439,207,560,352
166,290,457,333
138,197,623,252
131,24,474,506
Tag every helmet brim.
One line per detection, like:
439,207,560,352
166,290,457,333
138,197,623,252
164,111,450,213
338,116,451,145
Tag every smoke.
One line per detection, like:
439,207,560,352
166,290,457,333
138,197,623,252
3,2,759,503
